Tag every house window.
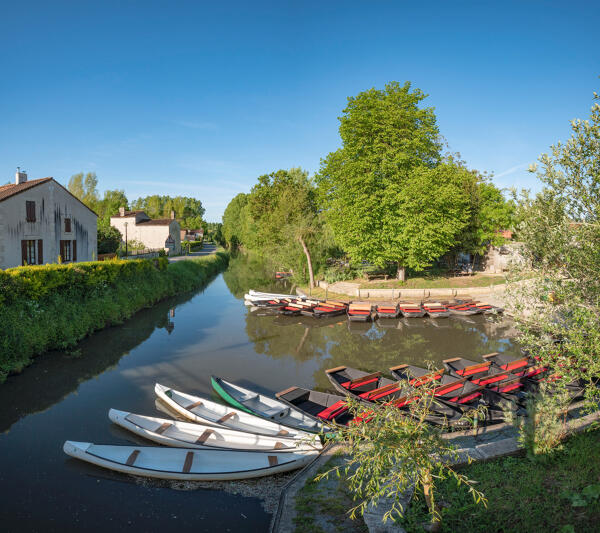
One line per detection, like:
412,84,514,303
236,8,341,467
60,240,77,262
21,240,36,265
26,201,36,222
64,218,72,232
60,240,72,262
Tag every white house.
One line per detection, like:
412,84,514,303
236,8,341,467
110,208,181,254
0,170,98,269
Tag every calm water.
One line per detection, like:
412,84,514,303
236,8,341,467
0,256,520,532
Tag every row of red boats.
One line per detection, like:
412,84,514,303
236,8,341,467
274,352,586,428
250,296,504,321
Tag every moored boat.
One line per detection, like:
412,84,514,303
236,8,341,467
443,302,482,315
302,300,348,318
482,352,547,380
422,302,451,318
347,303,373,322
155,383,311,439
210,376,328,434
108,409,321,452
63,441,318,481
276,386,355,425
398,302,426,318
375,303,400,318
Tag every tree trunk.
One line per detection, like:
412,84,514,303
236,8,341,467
298,236,315,289
397,262,406,281
423,472,441,531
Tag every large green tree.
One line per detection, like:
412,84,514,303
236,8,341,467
68,172,100,211
222,193,249,248
96,189,129,227
131,195,205,228
317,81,473,280
246,168,325,288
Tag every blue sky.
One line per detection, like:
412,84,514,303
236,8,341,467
1,1,598,221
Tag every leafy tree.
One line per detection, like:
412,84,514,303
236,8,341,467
131,195,205,226
68,172,100,210
507,89,600,415
222,193,249,248
317,81,454,280
97,225,122,254
246,168,325,288
96,189,129,227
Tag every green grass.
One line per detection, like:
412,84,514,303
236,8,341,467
294,458,368,533
0,252,229,382
402,428,600,532
360,273,508,289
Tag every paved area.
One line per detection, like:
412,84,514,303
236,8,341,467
168,243,218,262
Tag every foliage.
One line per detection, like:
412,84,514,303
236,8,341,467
507,90,600,413
96,189,129,227
118,239,146,255
131,195,205,228
0,253,229,382
97,225,122,255
222,193,250,248
317,82,489,279
68,172,100,208
403,429,600,532
316,390,485,527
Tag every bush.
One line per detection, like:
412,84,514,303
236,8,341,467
97,225,122,254
0,252,229,381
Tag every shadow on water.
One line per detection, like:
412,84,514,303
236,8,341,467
0,291,193,434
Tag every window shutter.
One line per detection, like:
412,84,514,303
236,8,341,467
38,240,43,265
72,240,77,262
59,240,65,262
65,218,71,232
26,201,36,222
21,240,27,265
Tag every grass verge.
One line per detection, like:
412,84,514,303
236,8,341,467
402,428,600,532
0,252,229,382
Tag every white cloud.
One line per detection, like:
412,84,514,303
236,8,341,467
494,163,530,179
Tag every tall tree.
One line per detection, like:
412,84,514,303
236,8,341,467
222,193,249,248
96,189,128,227
317,81,462,280
68,172,99,210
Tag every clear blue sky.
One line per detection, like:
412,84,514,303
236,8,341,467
1,1,598,221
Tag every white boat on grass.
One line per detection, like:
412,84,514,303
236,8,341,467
244,290,304,302
155,383,313,440
63,441,317,481
108,409,321,452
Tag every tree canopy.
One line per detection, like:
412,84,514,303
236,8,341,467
317,82,465,279
131,195,205,229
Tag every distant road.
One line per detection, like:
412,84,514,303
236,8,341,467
168,243,218,262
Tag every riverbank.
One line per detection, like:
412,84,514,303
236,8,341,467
0,252,229,382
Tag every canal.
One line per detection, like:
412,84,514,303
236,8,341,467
0,256,519,532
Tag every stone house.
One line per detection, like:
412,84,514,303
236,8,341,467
110,208,181,254
0,170,98,269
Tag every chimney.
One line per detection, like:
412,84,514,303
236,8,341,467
119,207,125,217
170,210,175,220
15,167,27,185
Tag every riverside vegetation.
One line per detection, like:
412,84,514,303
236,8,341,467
0,252,229,382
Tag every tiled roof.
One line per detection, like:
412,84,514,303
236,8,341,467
137,218,175,226
0,177,53,202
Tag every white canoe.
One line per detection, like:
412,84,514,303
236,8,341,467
155,383,312,440
211,377,329,434
108,409,322,452
63,441,318,481
244,290,303,302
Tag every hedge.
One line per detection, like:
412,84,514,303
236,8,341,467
0,252,229,382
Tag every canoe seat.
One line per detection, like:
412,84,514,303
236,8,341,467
264,406,291,419
240,393,259,403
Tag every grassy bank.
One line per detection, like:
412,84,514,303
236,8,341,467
0,252,229,382
403,428,600,532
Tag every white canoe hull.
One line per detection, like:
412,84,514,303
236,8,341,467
63,441,317,481
155,383,312,440
109,409,321,452
244,290,303,302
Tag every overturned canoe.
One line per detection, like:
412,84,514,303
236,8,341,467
155,383,311,439
211,377,328,434
63,441,318,481
108,409,321,452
